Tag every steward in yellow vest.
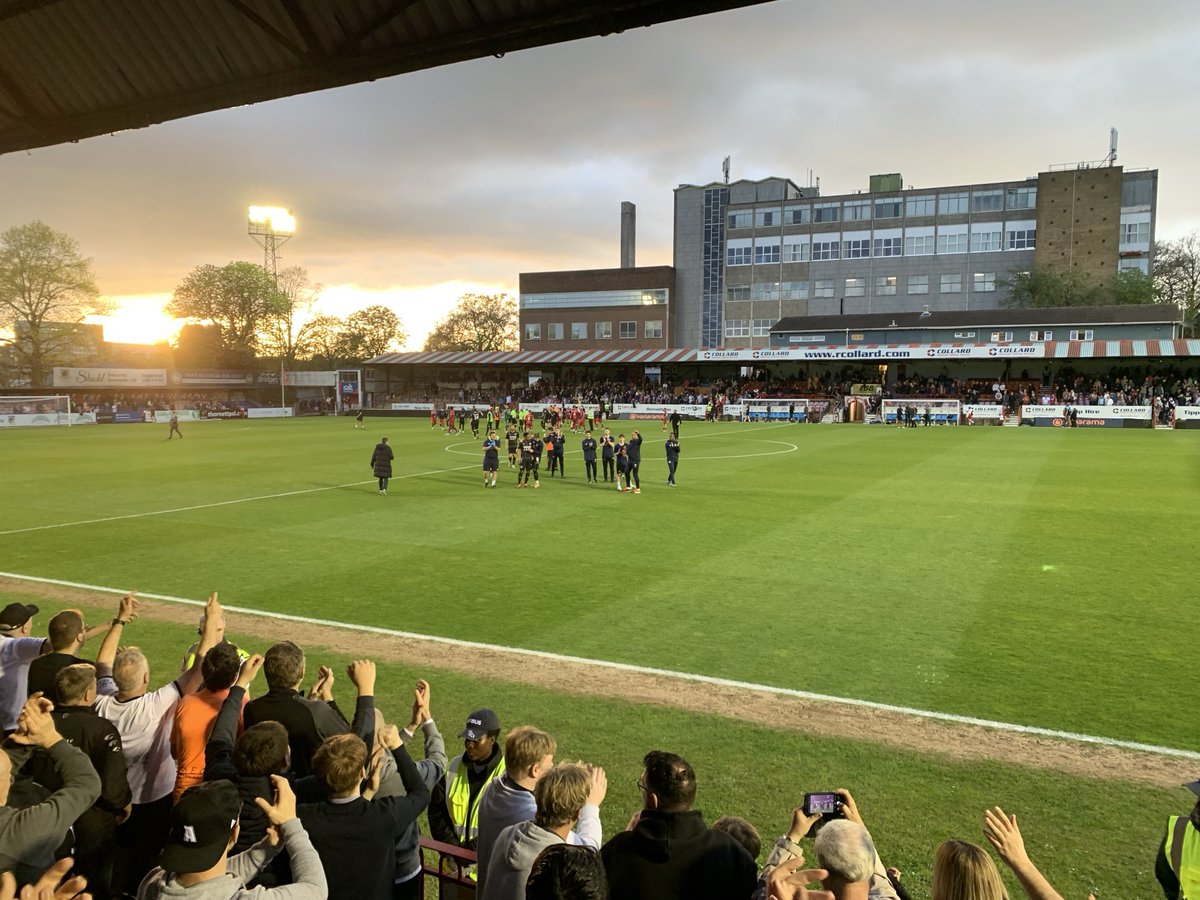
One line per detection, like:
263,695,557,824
1157,779,1200,899
429,708,504,853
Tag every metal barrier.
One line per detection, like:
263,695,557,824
418,837,476,899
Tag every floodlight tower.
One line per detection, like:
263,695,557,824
247,206,295,281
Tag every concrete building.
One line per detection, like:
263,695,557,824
673,165,1157,348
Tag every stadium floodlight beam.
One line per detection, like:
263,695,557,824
247,205,295,280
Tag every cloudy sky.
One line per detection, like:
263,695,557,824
3,0,1198,348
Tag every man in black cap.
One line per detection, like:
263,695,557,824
1157,778,1200,900
138,777,326,900
428,708,504,855
0,602,47,736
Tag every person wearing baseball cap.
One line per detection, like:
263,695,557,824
428,708,504,864
138,777,326,900
0,602,47,736
1156,778,1200,900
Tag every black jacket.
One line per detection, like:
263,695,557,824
601,809,756,900
25,706,130,818
666,440,680,462
581,438,597,461
26,653,83,704
370,442,394,478
627,435,643,465
243,687,352,777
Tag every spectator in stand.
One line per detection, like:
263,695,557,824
137,777,327,900
0,602,48,735
22,663,131,898
602,750,756,900
0,695,101,886
243,641,351,777
171,641,245,801
479,763,602,900
811,819,895,900
94,592,225,895
525,844,609,900
477,728,606,892
934,808,1064,900
297,721,432,900
1157,778,1200,900
714,816,761,863
429,708,505,855
27,602,135,703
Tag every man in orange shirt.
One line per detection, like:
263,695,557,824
171,641,245,801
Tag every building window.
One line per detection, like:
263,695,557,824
845,277,866,297
939,192,968,215
1030,330,1052,341
970,226,1003,253
727,211,752,229
547,322,564,340
524,323,541,341
645,320,663,339
571,322,587,341
1118,258,1150,274
953,331,976,339
844,199,871,221
905,232,935,256
725,319,750,338
973,272,996,292
940,274,962,293
812,240,840,261
619,321,636,339
751,282,780,301
876,275,897,296
1120,221,1150,245
755,241,781,265
991,331,1014,342
752,319,774,337
1069,329,1095,341
813,202,841,223
783,238,810,262
844,238,871,259
781,281,808,300
755,207,781,227
814,279,835,298
727,284,751,302
905,195,936,217
874,198,902,219
727,244,752,266
971,190,1004,213
908,275,929,294
937,229,968,254
1006,186,1037,210
784,204,811,225
1006,226,1036,250
873,236,902,257
596,321,612,340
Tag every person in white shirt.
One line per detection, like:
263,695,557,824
94,592,225,896
0,602,48,735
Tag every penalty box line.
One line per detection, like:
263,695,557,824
1,570,1196,763
0,463,479,538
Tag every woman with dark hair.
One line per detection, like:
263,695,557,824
371,436,394,495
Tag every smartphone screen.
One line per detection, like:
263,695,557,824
804,792,840,815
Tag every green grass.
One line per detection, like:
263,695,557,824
2,416,1195,750
2,601,1179,900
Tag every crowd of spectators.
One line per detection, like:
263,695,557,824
69,394,259,414
3,593,1178,900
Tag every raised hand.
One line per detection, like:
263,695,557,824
767,858,835,900
236,654,265,689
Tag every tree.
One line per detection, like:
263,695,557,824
304,315,350,369
0,221,109,386
1000,266,1156,310
1108,267,1155,306
1154,233,1200,335
167,262,287,360
259,266,321,364
424,293,518,351
343,305,406,359
173,323,226,369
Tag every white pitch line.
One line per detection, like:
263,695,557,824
2,569,1195,762
0,463,479,537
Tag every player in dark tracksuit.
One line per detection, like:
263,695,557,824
517,432,539,487
548,429,565,477
665,435,680,486
669,411,681,439
626,430,643,493
600,430,616,483
581,431,598,483
505,426,519,468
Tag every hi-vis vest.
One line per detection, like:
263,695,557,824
1167,816,1200,899
446,754,504,844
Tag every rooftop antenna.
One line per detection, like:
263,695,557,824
1106,127,1118,166
722,156,731,184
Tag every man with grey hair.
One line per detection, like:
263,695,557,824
94,591,225,895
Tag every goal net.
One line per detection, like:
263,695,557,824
881,398,961,425
743,399,808,422
0,395,77,427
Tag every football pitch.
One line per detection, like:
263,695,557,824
2,415,1195,754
